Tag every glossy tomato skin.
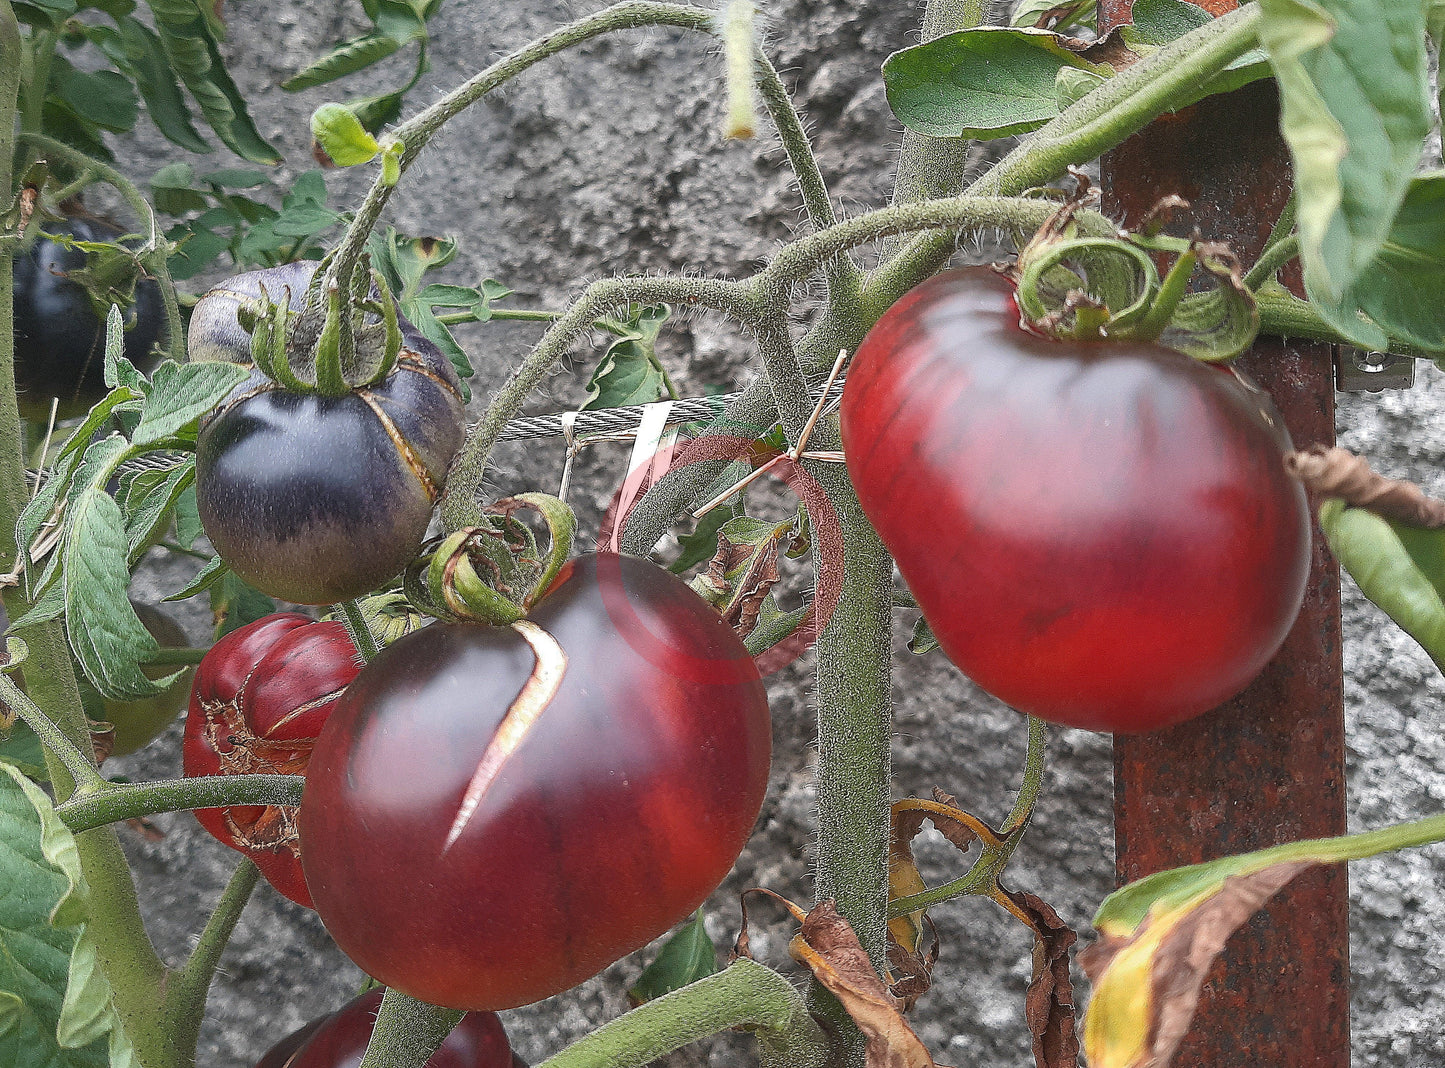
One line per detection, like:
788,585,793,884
255,989,516,1068
13,217,164,420
184,613,361,906
191,262,466,605
841,267,1310,733
299,553,772,1010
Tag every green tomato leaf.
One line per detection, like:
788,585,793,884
1319,499,1445,673
0,719,50,784
583,304,672,410
347,91,406,137
1127,0,1211,44
147,1,283,164
311,102,382,167
1011,0,1096,32
164,554,228,602
909,616,939,655
374,0,427,44
1257,0,1431,306
627,911,718,1006
118,461,195,564
0,764,133,1068
129,361,251,447
1307,173,1445,355
52,63,140,135
172,486,203,551
668,493,744,575
210,572,276,640
404,304,473,402
198,168,269,189
115,16,211,153
64,489,177,701
13,0,77,28
284,34,403,91
883,28,1110,140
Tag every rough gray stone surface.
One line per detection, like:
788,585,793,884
93,2,1444,1066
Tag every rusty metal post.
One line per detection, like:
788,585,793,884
1099,3,1350,1065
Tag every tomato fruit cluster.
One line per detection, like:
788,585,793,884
12,216,164,420
840,267,1311,733
190,263,467,605
255,989,520,1068
184,613,360,906
299,553,772,1010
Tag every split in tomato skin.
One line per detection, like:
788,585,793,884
184,613,361,907
254,989,518,1068
299,553,772,1011
12,217,164,421
191,262,467,606
840,267,1311,733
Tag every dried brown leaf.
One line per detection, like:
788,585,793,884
885,913,938,1012
1000,889,1080,1068
1286,445,1445,528
791,902,937,1068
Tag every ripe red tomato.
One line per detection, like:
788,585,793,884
184,613,360,906
255,989,519,1068
299,553,772,1010
840,267,1310,733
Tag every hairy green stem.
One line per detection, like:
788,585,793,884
882,0,991,259
876,4,1263,296
358,989,465,1068
327,2,725,305
1255,282,1433,358
336,599,381,662
17,132,186,362
888,716,1050,918
441,275,756,530
57,774,303,833
0,673,107,790
163,859,261,1044
537,960,829,1068
1244,234,1301,292
0,9,174,1061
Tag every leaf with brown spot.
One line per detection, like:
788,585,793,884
790,902,937,1068
998,888,1079,1068
690,512,808,633
884,914,938,1012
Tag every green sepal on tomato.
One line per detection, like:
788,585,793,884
840,266,1310,733
188,262,467,606
299,552,773,1010
183,612,361,907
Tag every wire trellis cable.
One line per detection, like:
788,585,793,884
45,375,849,481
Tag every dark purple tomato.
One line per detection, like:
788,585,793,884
184,613,361,907
255,989,516,1068
299,553,772,1010
12,215,164,420
840,267,1311,733
190,263,466,605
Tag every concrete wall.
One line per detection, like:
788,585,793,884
105,2,1445,1065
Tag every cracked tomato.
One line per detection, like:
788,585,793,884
184,613,360,906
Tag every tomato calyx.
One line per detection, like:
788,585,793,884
1013,179,1259,362
405,493,578,625
235,255,404,395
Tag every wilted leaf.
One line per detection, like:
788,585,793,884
997,888,1079,1068
790,902,937,1068
1080,811,1445,1068
690,512,808,634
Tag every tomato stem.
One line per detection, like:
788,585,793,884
336,599,383,662
163,858,261,1046
56,773,304,833
356,989,466,1068
531,959,828,1068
